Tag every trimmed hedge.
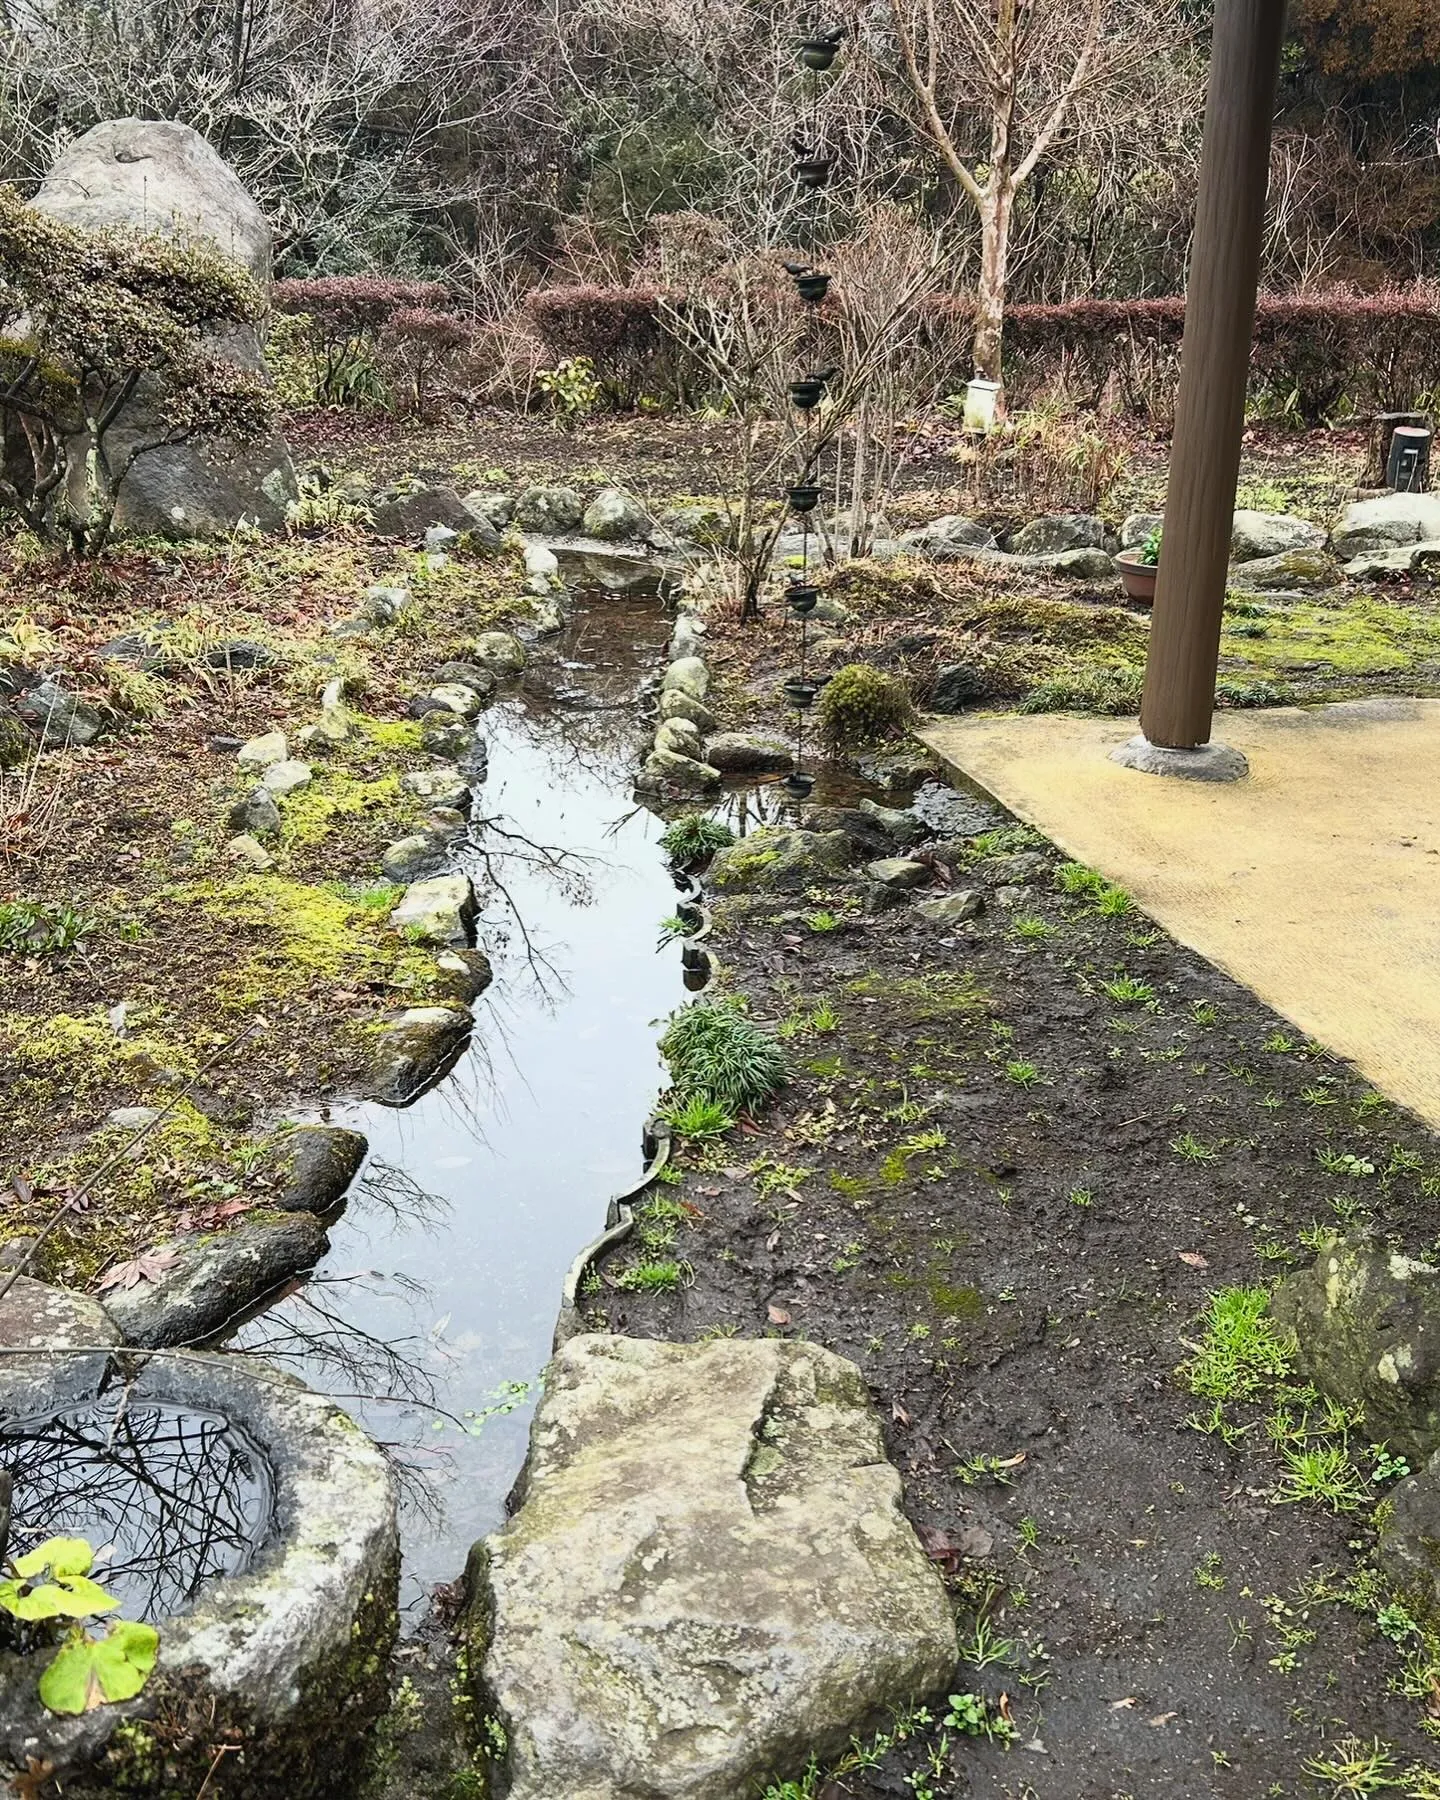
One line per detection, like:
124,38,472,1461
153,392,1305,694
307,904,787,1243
526,284,1440,421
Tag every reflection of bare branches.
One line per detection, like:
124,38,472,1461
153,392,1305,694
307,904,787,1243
354,1157,453,1233
1,1398,271,1622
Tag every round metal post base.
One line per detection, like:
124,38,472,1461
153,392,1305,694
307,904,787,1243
1110,734,1249,783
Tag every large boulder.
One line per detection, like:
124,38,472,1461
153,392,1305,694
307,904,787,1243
370,484,482,541
465,1335,956,1800
1379,1458,1440,1628
708,827,856,892
365,1005,473,1106
1331,492,1440,561
896,514,996,558
703,731,794,775
1231,509,1325,562
582,486,649,540
1009,513,1105,556
1226,549,1344,595
636,748,723,795
32,119,297,537
1273,1236,1440,1462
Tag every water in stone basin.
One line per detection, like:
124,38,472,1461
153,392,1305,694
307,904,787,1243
232,591,686,1609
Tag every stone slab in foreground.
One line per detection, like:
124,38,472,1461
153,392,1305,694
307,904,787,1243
466,1334,956,1800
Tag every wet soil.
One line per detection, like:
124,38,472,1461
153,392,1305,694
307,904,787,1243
593,821,1440,1797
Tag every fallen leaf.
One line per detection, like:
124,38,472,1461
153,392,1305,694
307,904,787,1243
97,1249,181,1292
1149,1712,1178,1727
767,1304,791,1326
9,1172,33,1205
765,1229,781,1251
891,1398,912,1427
1109,1696,1138,1710
1178,1251,1209,1269
12,1756,55,1800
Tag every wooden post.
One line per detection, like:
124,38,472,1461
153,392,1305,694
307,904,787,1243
1139,0,1286,750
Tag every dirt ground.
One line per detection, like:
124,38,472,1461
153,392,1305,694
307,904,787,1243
589,820,1440,1797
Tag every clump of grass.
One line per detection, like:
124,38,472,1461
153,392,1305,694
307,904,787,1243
660,997,787,1114
660,1094,736,1140
1054,861,1132,914
816,662,915,750
1101,974,1154,1005
0,901,95,955
1182,1286,1295,1401
616,1259,689,1293
659,812,735,863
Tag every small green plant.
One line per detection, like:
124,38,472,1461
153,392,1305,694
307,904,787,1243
1317,1148,1375,1178
1170,1132,1219,1162
1191,999,1218,1025
1012,915,1054,941
1300,1735,1403,1795
1054,862,1131,914
659,812,736,863
806,910,841,933
1003,1059,1041,1087
1273,1443,1370,1513
1138,527,1162,568
616,1259,690,1293
955,1452,1022,1486
943,1692,1018,1743
1371,1445,1412,1485
1101,974,1154,1005
1194,1552,1227,1591
661,1094,736,1140
660,997,787,1114
808,1001,839,1033
0,1537,158,1715
535,355,601,427
1067,1185,1094,1207
816,662,916,750
1183,1286,1295,1401
0,901,94,955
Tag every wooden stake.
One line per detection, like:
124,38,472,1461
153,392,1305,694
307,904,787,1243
1139,0,1286,749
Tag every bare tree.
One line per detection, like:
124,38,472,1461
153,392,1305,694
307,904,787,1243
883,0,1188,404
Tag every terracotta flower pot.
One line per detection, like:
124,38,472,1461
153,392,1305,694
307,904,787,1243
1114,550,1159,605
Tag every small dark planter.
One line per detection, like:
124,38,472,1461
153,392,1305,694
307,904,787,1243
789,378,825,410
794,156,834,189
786,583,819,615
783,677,819,710
783,771,815,800
1113,551,1159,605
787,484,821,514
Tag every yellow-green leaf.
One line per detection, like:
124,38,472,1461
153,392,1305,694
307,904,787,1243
12,1537,93,1580
0,1577,65,1621
38,1621,159,1715
49,1575,120,1618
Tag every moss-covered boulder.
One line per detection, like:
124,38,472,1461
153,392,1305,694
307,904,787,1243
462,1335,956,1800
1227,549,1343,595
1272,1235,1440,1461
708,827,857,893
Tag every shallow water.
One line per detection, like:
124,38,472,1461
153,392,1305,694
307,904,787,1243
235,593,685,1609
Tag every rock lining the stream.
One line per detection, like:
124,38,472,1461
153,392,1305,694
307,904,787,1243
365,1005,474,1107
274,1125,368,1213
465,1333,956,1800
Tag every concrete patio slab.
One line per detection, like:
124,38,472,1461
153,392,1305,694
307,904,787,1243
918,699,1440,1132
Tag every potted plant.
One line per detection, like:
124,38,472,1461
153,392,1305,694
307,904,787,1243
1114,527,1161,604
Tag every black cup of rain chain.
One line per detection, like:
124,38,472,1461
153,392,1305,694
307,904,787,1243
789,377,825,410
783,771,816,800
787,484,821,514
796,271,831,302
786,583,819,616
799,32,843,70
794,155,834,190
783,677,819,710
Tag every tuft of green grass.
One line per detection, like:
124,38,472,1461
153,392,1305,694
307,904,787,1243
660,1094,736,1140
660,997,787,1114
1003,1059,1041,1087
1170,1131,1219,1162
806,910,842,933
0,901,95,955
1183,1286,1295,1402
659,812,736,864
1012,915,1054,941
616,1259,690,1293
1101,974,1154,1005
1273,1443,1371,1513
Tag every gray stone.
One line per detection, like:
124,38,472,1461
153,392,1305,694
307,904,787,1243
237,729,288,769
1231,509,1325,562
226,832,274,871
275,1124,367,1214
909,783,1005,837
859,798,927,845
107,1105,163,1132
798,806,891,858
0,1272,113,1359
658,689,717,734
515,484,585,533
854,749,935,791
1274,1236,1440,1462
1033,546,1120,581
704,732,794,775
463,490,515,530
660,501,736,549
531,597,566,635
427,682,485,719
549,538,676,596
930,664,989,713
382,832,450,883
366,1005,473,1106
424,523,460,553
669,613,707,661
637,749,723,794
654,717,704,761
867,856,930,889
402,767,472,811
992,851,1052,884
16,681,105,748
1121,512,1165,551
228,785,281,838
361,583,412,624
260,757,312,794
469,631,527,675
0,708,30,768
992,884,1030,907
1109,733,1249,783
435,947,495,1003
916,890,984,924
523,541,560,579
390,873,475,946
102,1211,329,1347
467,1334,956,1800
662,656,709,700
33,118,298,538
1227,549,1343,594
709,828,856,892
583,485,649,540
434,661,498,700
1332,492,1440,561
420,713,478,761
1010,513,1105,556
1343,543,1440,581
897,513,996,557
371,484,479,540
1378,1457,1440,1628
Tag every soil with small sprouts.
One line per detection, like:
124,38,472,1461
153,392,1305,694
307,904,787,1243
591,823,1440,1799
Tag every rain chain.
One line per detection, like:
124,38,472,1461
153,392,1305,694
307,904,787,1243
780,19,844,804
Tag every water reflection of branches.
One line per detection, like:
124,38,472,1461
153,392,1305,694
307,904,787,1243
355,1157,453,1233
1,1398,271,1623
